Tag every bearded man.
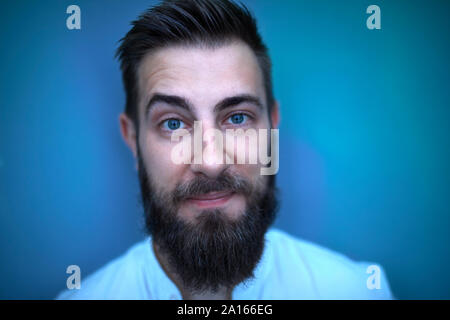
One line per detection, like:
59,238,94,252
57,0,393,300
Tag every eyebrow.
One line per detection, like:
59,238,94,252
145,93,194,116
145,93,263,117
213,94,263,113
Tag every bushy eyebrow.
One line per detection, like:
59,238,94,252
213,94,263,113
145,93,194,116
145,93,263,117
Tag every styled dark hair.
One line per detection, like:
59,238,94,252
116,0,274,126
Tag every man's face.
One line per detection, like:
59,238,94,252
135,41,276,222
120,40,279,292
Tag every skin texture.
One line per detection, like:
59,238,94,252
119,40,279,299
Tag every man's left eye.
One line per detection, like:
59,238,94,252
227,113,248,125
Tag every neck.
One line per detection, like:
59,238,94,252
152,240,233,300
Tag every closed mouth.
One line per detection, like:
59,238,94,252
186,191,234,208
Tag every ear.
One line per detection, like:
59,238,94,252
119,113,138,159
270,100,280,129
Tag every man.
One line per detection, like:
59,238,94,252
58,0,393,299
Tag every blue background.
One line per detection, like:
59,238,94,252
0,0,449,299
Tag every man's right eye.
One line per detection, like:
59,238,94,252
162,118,185,131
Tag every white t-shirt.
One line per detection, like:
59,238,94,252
57,228,393,299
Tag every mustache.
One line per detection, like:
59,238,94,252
172,172,253,204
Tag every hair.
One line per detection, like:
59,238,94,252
116,0,274,127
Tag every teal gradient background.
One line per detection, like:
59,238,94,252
0,0,449,299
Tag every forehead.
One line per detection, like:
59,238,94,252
137,41,266,114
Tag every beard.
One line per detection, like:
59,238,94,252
137,154,278,294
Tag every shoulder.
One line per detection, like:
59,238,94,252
265,228,394,299
56,238,152,300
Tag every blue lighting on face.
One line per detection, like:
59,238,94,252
0,0,449,300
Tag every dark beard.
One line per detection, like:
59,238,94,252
138,155,278,294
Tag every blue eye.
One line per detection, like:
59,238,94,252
163,118,185,130
228,113,248,125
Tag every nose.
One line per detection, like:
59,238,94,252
190,122,229,179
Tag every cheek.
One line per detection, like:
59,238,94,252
232,163,264,190
140,134,186,192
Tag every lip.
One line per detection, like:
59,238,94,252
186,191,234,208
